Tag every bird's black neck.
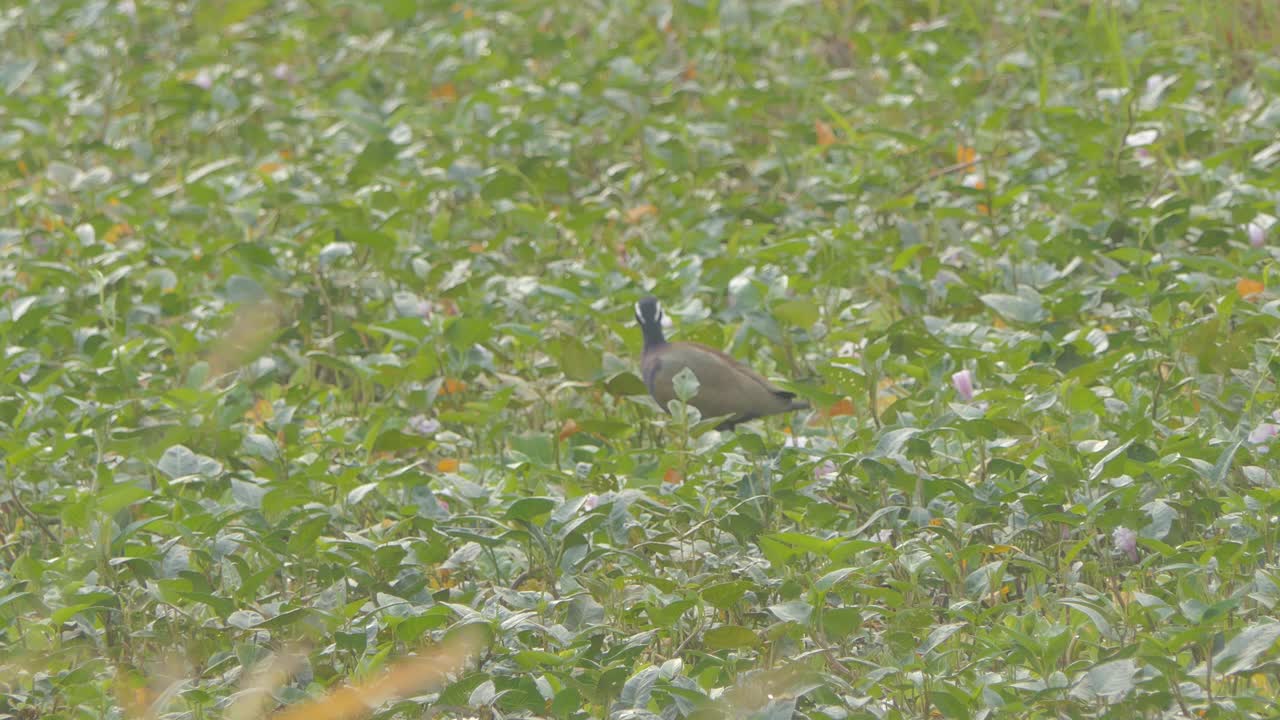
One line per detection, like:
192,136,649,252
641,321,667,350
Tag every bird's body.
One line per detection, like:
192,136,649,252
635,296,809,429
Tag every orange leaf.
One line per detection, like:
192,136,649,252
977,203,990,216
431,82,458,101
257,161,283,174
437,458,459,472
1237,278,1264,298
442,378,467,395
104,223,132,244
815,120,836,148
625,204,658,224
663,469,682,485
468,242,485,254
558,419,580,440
826,397,855,417
956,145,977,164
681,63,697,81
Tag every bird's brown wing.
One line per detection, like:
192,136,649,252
649,342,807,423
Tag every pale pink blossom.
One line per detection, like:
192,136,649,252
191,69,214,90
1113,526,1138,563
1248,423,1278,444
1248,221,1266,248
407,414,441,437
951,369,974,402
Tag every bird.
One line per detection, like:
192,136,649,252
634,296,809,430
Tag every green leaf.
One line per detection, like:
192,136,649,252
505,497,557,522
774,299,820,328
980,293,1046,323
1076,659,1138,700
157,445,224,479
96,483,150,517
510,433,554,465
1060,598,1117,641
671,366,700,401
701,580,752,610
767,600,812,624
348,139,398,185
195,0,269,30
1212,622,1280,675
814,567,858,592
554,337,601,381
604,371,648,397
704,625,758,650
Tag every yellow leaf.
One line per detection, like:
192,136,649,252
431,82,458,101
245,398,274,424
437,458,459,473
956,145,977,164
442,378,467,395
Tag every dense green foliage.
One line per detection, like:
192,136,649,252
3,1,1280,718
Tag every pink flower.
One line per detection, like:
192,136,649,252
407,414,441,437
814,460,837,480
1112,526,1138,563
1248,423,1279,444
1248,221,1266,248
951,369,974,402
191,69,214,90
583,493,599,511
